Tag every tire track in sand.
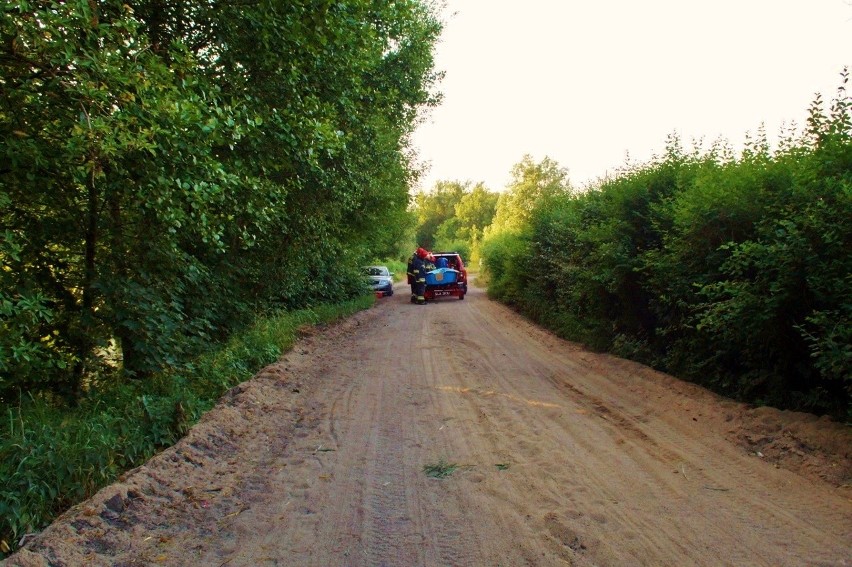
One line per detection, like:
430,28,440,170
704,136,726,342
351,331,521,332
6,282,851,567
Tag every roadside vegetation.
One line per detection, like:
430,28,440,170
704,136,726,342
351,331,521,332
487,77,850,419
412,180,500,265
0,297,373,554
414,73,850,420
1,0,440,555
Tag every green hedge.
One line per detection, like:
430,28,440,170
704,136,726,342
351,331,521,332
482,80,851,418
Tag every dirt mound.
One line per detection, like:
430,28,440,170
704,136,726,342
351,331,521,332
731,405,851,487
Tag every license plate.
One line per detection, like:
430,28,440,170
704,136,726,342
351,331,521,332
433,290,452,296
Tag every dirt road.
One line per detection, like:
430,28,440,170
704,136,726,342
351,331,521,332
7,284,851,566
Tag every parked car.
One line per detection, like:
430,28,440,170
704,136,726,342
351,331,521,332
364,265,394,296
424,252,467,300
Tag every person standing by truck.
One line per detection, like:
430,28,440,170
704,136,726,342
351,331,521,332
407,252,416,302
408,247,429,305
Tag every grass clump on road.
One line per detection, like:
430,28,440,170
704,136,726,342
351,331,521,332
423,459,459,479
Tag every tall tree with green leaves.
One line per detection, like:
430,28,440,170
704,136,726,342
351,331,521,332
0,0,442,401
454,183,499,239
486,155,571,237
431,182,498,261
478,155,569,302
413,180,467,249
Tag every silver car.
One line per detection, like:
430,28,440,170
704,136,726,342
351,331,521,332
364,265,394,296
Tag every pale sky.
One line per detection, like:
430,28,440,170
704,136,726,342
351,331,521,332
411,0,852,191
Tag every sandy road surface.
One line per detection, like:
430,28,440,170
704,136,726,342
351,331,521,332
7,284,851,566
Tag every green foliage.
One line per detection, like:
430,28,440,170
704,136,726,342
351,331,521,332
414,180,499,265
0,231,72,395
480,231,530,306
480,75,852,418
433,240,471,262
486,155,571,237
0,295,373,556
455,183,499,236
0,1,441,400
413,181,468,248
450,183,498,264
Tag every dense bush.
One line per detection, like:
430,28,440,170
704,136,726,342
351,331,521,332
482,75,851,418
480,230,530,305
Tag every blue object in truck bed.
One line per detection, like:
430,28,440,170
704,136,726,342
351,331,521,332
425,268,458,286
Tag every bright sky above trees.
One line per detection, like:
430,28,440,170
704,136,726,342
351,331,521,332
412,0,852,191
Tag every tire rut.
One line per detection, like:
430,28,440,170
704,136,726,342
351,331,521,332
5,284,851,567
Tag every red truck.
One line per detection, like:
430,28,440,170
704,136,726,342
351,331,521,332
424,252,468,301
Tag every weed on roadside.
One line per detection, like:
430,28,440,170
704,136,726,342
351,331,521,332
423,459,458,479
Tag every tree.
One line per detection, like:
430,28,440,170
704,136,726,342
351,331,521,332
432,182,498,262
454,182,498,241
413,180,467,248
486,155,570,236
0,0,442,400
